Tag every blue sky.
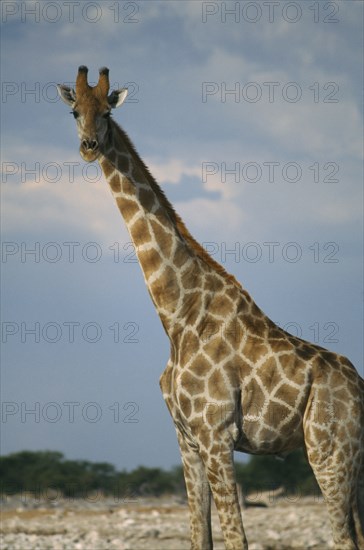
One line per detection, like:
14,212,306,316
1,1,363,471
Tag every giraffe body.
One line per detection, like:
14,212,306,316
58,67,364,550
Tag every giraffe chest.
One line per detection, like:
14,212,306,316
160,354,242,451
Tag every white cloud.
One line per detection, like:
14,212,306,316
2,161,130,246
146,158,200,185
177,197,245,239
257,99,362,158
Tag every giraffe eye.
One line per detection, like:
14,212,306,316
71,110,79,119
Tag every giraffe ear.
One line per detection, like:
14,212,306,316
108,88,128,109
57,85,76,107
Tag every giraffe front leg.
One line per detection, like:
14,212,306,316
177,431,213,550
202,445,248,550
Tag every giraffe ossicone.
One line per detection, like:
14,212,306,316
58,67,364,550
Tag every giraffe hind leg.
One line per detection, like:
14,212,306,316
307,452,358,549
304,418,361,550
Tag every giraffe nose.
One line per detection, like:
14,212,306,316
81,138,98,151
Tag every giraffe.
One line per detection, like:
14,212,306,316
57,66,364,550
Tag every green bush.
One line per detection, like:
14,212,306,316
235,449,320,497
0,449,319,499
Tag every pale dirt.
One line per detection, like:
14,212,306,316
1,495,334,549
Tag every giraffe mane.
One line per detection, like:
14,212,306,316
110,119,242,290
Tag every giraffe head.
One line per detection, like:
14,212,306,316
57,66,128,162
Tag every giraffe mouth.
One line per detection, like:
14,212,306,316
79,144,101,162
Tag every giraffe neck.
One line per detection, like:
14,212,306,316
98,120,242,339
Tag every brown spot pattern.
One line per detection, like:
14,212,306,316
208,369,229,401
181,371,205,395
130,218,151,245
109,173,121,192
116,197,139,222
203,338,232,364
139,188,156,211
242,335,269,363
137,248,163,280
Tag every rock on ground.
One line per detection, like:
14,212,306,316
1,495,334,549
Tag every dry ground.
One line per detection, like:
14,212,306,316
1,495,334,549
